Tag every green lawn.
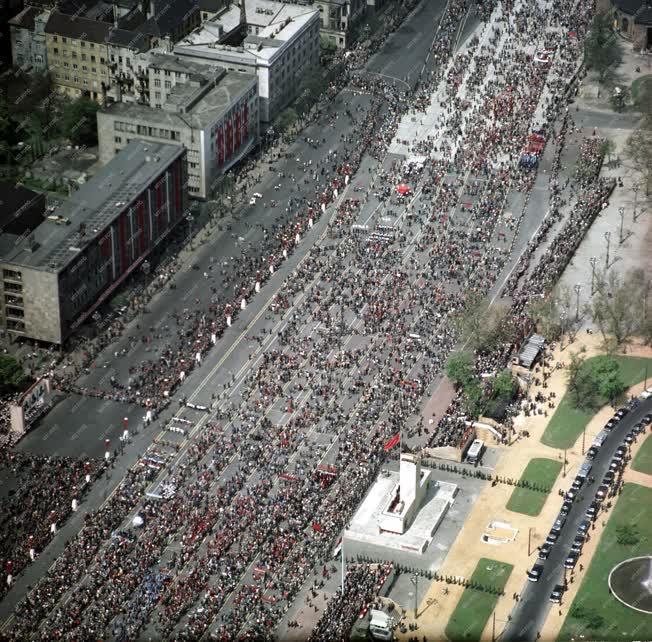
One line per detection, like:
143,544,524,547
541,355,652,449
506,458,562,516
445,558,513,642
558,484,652,641
632,436,652,476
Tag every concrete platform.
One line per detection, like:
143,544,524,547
345,469,458,555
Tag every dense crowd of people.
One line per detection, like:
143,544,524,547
0,0,611,639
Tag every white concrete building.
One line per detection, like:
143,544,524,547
173,0,320,122
98,60,258,198
9,6,51,74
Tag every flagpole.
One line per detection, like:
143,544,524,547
341,538,345,595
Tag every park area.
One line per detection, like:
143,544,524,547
505,458,562,516
632,436,652,476
541,355,652,449
444,558,513,642
557,483,652,641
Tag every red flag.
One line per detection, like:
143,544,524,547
383,432,400,452
312,522,322,532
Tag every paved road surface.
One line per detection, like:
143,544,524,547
502,398,652,642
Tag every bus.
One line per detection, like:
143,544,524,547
466,439,485,464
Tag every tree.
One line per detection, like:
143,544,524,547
600,138,616,167
566,349,598,410
527,294,562,340
455,294,510,353
445,351,474,388
491,369,516,401
586,355,626,405
584,12,623,84
0,354,28,393
61,96,99,146
275,107,298,133
461,380,485,418
624,125,652,197
588,269,641,350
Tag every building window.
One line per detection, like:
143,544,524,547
155,91,161,99
71,51,77,59
81,41,85,47
53,47,59,54
154,78,161,87
164,80,171,89
115,136,122,142
63,61,69,68
53,36,58,42
72,63,78,69
81,53,86,61
2,269,22,281
91,55,96,62
92,67,96,73
82,65,87,71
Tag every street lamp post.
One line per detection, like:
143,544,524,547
633,183,640,222
604,231,611,269
560,310,567,350
574,283,582,322
589,257,597,295
618,207,626,244
411,574,419,619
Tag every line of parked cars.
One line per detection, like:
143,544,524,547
526,407,652,605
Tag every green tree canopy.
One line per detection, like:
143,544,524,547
584,12,623,83
61,96,99,146
455,294,511,353
0,354,28,393
445,351,474,388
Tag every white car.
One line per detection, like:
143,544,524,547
249,197,257,205
253,192,262,198
640,387,652,400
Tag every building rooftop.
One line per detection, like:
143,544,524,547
101,68,254,129
0,182,44,234
614,0,652,23
8,6,42,30
175,0,317,63
106,27,149,50
44,11,113,43
0,141,184,271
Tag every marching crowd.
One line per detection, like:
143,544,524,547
0,0,611,639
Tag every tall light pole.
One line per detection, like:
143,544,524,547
560,310,567,350
618,207,626,244
574,283,582,322
589,256,597,295
411,574,419,619
604,231,611,269
633,183,640,222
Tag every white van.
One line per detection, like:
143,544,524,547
369,610,394,641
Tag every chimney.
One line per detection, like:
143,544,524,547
240,0,247,30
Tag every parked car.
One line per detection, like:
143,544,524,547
632,422,645,435
560,501,573,517
605,418,619,431
603,470,615,485
565,551,579,569
564,488,577,502
570,535,584,554
546,530,560,545
624,432,635,445
586,446,599,460
549,584,566,603
596,484,610,500
641,413,652,426
527,563,545,582
578,519,591,534
615,407,629,419
585,501,599,520
538,542,553,560
571,476,584,491
609,458,623,472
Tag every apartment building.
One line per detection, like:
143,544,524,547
0,140,188,344
174,0,320,122
98,59,258,198
9,6,51,73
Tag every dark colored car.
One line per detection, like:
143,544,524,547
527,563,544,582
538,542,553,560
560,501,573,517
642,414,652,426
624,433,635,445
615,407,629,419
586,446,599,460
585,502,599,520
550,584,566,603
603,470,615,485
546,530,560,545
596,484,610,500
565,551,579,569
578,519,591,534
605,418,619,431
632,422,645,435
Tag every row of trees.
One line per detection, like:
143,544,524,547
528,268,652,353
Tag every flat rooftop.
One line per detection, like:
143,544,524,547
0,140,184,272
101,69,255,130
175,0,317,62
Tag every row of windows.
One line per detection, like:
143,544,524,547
51,49,101,63
114,121,181,140
51,35,96,48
